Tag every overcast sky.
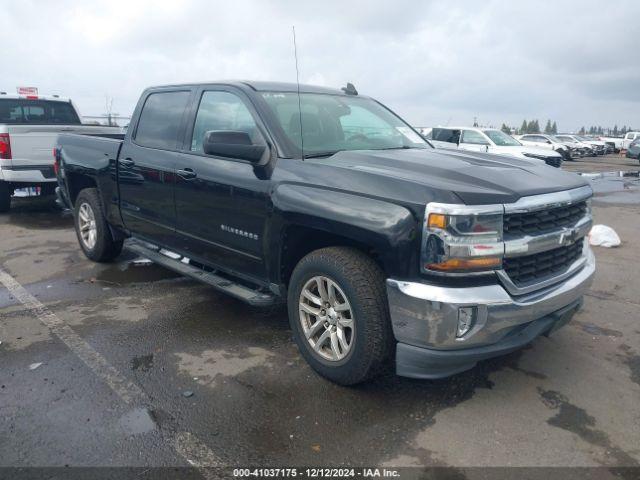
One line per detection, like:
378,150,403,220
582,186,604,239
2,0,638,131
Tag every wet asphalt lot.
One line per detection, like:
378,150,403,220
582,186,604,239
1,155,639,475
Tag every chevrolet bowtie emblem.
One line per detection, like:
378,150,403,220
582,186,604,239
559,227,578,246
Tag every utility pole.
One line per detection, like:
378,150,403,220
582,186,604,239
104,95,120,126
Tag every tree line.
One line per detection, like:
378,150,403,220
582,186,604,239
500,119,558,135
578,125,634,136
499,120,635,136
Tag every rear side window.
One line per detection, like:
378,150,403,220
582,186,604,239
0,99,80,124
431,128,460,143
135,91,190,150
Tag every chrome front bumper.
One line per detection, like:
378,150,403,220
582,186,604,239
386,246,595,378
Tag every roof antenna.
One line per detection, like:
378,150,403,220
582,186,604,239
292,26,305,160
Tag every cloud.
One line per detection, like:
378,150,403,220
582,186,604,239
1,0,638,131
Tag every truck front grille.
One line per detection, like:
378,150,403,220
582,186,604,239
503,239,584,286
504,201,587,236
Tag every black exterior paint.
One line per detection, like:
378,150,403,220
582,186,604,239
56,81,590,294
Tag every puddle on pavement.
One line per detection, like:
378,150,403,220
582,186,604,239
95,258,180,285
1,196,73,229
118,407,158,435
580,170,640,204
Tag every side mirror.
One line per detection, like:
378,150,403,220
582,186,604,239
546,140,552,144
203,130,266,163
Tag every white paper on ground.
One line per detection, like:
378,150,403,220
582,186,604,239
589,224,621,248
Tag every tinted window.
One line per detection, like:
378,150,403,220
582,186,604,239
0,99,80,124
135,91,190,150
191,91,264,152
461,130,489,145
431,128,460,143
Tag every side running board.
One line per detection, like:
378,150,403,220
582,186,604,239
125,239,278,307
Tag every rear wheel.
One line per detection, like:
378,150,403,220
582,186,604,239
0,181,12,213
74,188,123,262
287,247,393,385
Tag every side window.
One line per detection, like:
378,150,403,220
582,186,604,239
191,91,264,153
461,130,489,145
432,128,459,143
135,91,190,150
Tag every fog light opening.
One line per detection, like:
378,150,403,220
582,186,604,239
457,306,477,338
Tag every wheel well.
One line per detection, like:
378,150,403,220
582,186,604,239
67,173,97,206
280,225,382,286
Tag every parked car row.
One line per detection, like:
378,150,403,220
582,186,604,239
517,133,611,158
420,127,563,167
599,132,640,152
417,124,625,165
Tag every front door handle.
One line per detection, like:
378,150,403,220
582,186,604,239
119,157,135,168
177,167,197,180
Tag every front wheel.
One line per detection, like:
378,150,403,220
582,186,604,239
74,188,123,262
287,247,393,385
0,181,11,213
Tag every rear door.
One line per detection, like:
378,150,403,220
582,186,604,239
118,89,193,247
173,87,272,280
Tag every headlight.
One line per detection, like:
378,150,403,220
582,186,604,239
422,204,504,274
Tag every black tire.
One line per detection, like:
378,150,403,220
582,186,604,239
74,188,123,262
0,181,11,213
287,247,393,385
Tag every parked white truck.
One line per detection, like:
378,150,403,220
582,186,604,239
598,132,640,152
0,92,121,212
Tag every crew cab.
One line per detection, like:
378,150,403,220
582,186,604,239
56,81,595,384
423,126,563,167
0,92,121,212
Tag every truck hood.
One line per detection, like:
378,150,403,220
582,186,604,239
312,148,587,205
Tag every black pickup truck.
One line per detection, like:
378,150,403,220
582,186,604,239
56,81,595,385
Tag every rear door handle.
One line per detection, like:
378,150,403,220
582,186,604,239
119,157,135,168
177,167,197,180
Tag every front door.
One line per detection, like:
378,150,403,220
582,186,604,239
173,88,272,281
459,129,490,153
118,89,192,247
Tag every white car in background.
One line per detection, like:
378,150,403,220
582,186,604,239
555,134,593,158
516,134,574,160
0,91,121,211
573,135,607,155
556,134,603,156
422,127,563,167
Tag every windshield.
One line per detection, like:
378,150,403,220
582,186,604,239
0,99,81,125
548,135,565,143
482,129,521,146
557,136,577,143
260,92,428,157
